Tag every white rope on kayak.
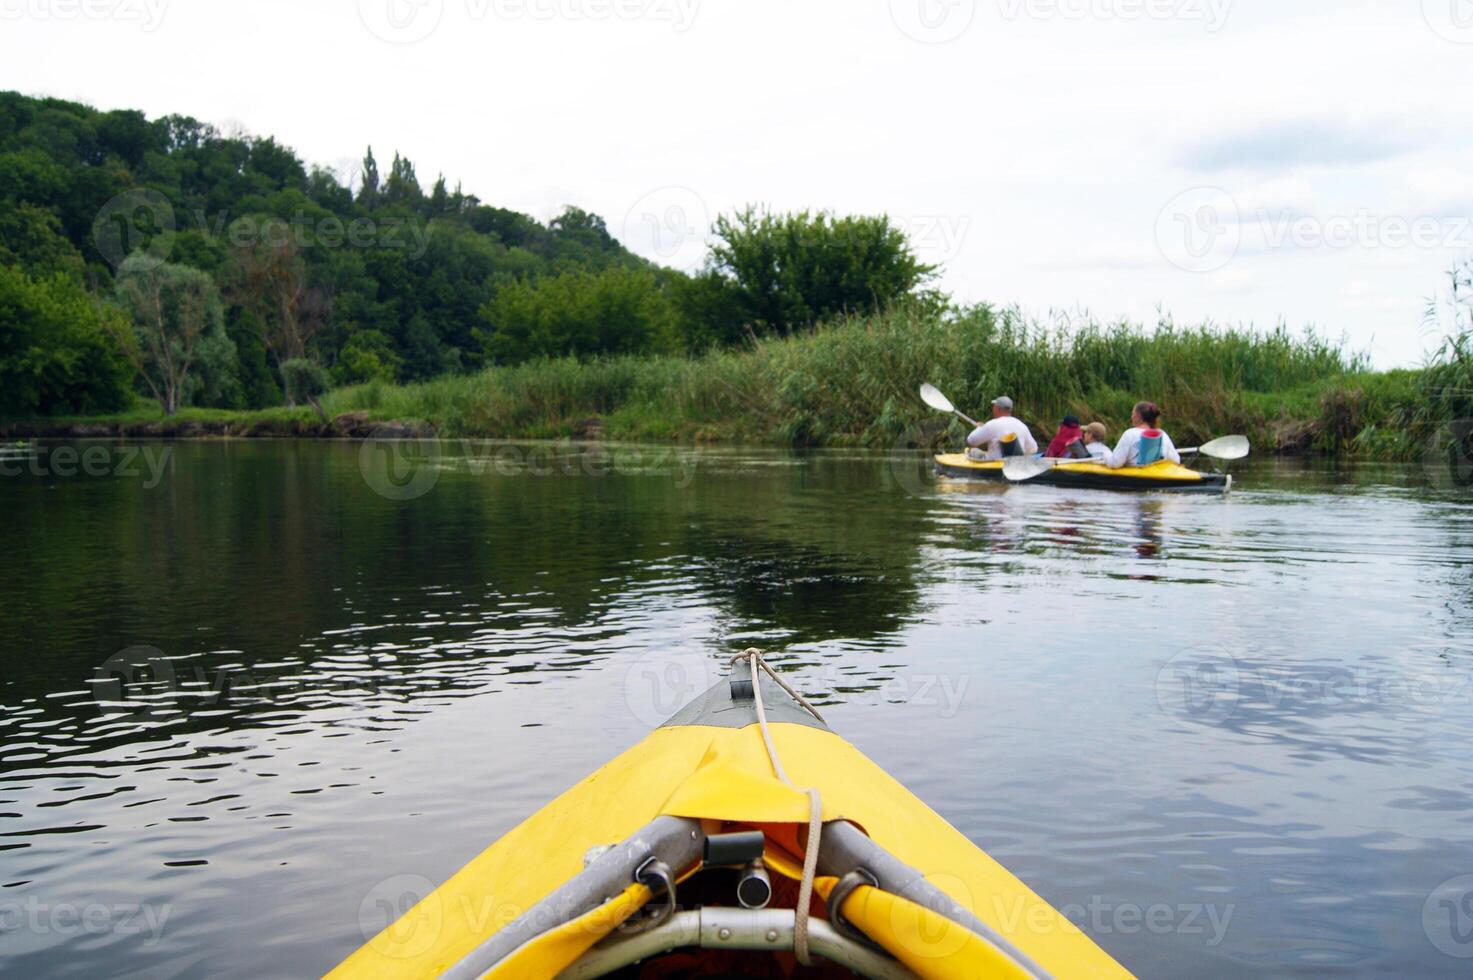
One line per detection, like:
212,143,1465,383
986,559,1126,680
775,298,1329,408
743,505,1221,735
732,648,824,966
732,647,826,727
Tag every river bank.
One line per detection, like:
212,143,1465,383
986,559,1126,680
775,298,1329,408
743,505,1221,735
3,307,1465,458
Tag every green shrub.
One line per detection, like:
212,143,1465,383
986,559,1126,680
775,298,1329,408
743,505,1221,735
0,265,132,416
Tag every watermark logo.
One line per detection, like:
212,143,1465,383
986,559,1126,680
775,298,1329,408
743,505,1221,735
1159,188,1473,272
897,213,972,265
0,898,172,944
93,189,175,271
886,419,952,498
1155,649,1241,722
621,649,712,726
473,0,701,30
1258,211,1473,251
191,210,431,259
358,440,702,499
1156,186,1240,273
92,645,176,721
997,0,1232,31
1157,650,1470,722
357,0,445,43
359,874,442,957
622,186,710,267
94,197,433,267
1055,896,1234,945
1423,0,1473,44
1424,874,1473,958
890,0,976,43
1422,418,1473,490
0,0,168,30
358,0,699,43
358,422,443,501
802,661,969,716
0,444,171,487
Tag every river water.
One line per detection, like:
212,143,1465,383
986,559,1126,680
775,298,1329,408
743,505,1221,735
2,440,1472,977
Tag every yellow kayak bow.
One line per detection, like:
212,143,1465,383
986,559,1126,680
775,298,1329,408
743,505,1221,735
331,659,1134,979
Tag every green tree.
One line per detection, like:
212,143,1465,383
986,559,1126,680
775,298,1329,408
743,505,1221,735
0,204,85,280
358,146,380,207
383,152,422,205
0,90,660,397
706,207,935,336
333,328,402,384
280,357,331,421
112,255,237,415
0,266,132,416
224,238,330,386
478,266,677,363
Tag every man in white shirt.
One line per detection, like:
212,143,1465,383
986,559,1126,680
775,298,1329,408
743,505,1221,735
966,396,1039,460
1107,401,1182,468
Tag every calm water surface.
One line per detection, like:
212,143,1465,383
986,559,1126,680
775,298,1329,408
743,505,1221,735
2,441,1472,977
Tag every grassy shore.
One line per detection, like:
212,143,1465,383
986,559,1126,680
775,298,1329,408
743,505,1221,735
7,306,1469,459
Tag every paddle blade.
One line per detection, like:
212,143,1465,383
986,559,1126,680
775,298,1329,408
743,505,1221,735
1198,435,1250,460
919,383,956,415
1003,456,1053,482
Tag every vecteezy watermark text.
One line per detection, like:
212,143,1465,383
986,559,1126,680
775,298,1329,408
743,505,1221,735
0,898,172,944
1157,186,1473,273
358,425,702,501
357,0,699,44
1156,649,1472,723
998,0,1231,31
1050,896,1234,946
0,444,171,488
187,210,429,258
93,190,430,270
0,0,167,31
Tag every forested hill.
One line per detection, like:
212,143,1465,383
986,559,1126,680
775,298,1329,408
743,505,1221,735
0,91,676,412
0,91,933,418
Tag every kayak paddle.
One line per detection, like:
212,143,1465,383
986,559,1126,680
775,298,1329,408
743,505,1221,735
1180,435,1250,460
1004,434,1250,482
919,383,979,428
1002,456,1060,482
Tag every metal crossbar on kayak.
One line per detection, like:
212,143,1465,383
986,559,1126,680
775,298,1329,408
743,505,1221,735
556,908,913,979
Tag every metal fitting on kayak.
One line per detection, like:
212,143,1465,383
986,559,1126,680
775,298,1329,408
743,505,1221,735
622,857,676,933
737,860,772,909
703,829,765,867
705,830,771,909
827,867,881,947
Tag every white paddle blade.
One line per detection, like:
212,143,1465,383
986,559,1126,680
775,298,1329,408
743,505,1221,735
1199,435,1250,460
1003,456,1053,482
919,383,956,415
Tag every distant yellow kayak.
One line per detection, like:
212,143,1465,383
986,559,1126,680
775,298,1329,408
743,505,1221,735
935,454,1230,493
331,657,1134,978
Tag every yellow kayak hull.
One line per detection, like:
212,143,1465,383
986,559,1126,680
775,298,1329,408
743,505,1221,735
331,675,1134,978
935,454,1229,493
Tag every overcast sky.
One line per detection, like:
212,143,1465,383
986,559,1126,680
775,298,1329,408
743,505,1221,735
5,0,1472,367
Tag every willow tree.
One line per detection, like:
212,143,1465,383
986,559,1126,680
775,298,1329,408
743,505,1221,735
112,255,236,415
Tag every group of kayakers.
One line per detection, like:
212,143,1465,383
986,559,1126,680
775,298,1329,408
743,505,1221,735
965,396,1180,468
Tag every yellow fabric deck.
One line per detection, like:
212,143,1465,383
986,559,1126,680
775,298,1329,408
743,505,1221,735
329,722,1132,978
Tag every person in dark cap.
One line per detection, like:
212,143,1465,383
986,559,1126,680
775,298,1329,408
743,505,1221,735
1045,414,1085,458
